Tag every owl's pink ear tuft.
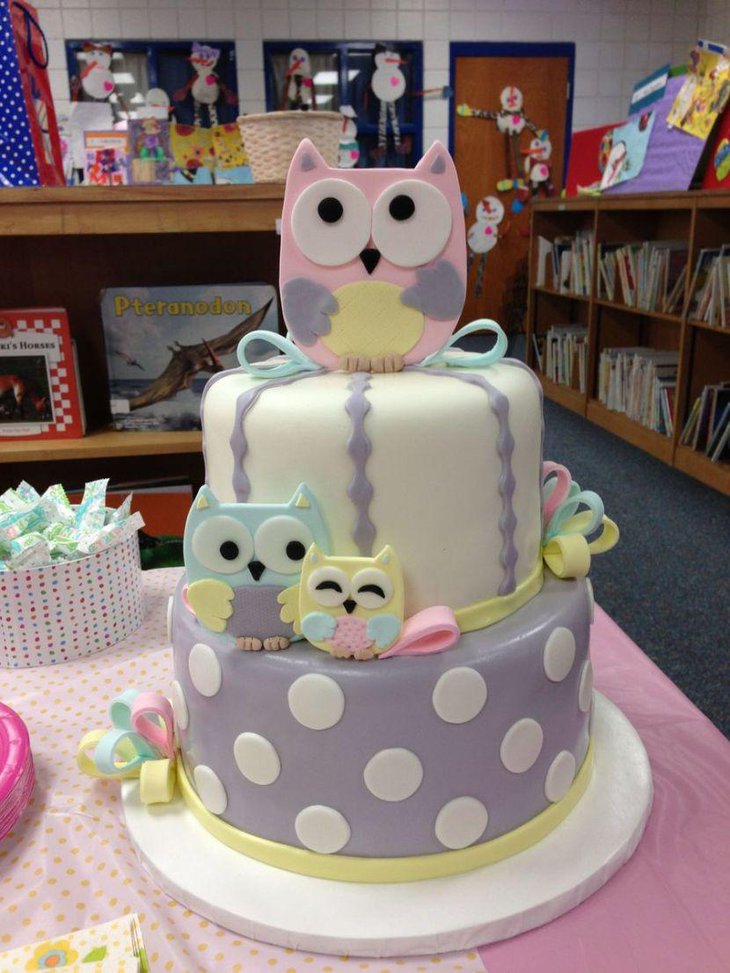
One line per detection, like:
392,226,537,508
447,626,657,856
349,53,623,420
289,138,329,177
415,140,452,176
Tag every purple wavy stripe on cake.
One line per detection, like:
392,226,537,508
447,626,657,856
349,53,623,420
230,371,323,501
502,357,545,520
419,367,518,595
345,372,376,556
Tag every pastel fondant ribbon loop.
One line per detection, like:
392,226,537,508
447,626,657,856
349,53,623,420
543,516,619,579
420,319,508,369
378,606,460,658
76,690,179,805
542,462,572,529
237,331,321,378
544,488,604,542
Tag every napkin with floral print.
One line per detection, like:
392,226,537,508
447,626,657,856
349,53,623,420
0,915,148,972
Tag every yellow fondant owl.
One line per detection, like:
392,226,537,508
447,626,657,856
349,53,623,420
278,544,405,660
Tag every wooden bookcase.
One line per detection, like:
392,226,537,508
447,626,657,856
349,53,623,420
527,191,730,497
0,184,284,493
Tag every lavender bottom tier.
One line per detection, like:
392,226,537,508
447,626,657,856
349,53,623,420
170,572,594,876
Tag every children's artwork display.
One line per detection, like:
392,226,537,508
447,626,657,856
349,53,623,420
79,42,115,102
629,64,670,116
702,106,730,188
521,129,553,197
210,122,252,184
338,105,360,168
282,47,315,111
599,111,655,190
83,130,128,186
466,196,507,298
667,43,730,141
174,43,238,128
127,118,173,185
564,123,619,196
604,76,708,195
100,285,278,431
170,123,215,183
370,46,411,160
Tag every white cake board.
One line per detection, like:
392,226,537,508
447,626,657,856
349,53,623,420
123,693,652,957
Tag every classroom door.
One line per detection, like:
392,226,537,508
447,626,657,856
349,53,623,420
453,47,573,330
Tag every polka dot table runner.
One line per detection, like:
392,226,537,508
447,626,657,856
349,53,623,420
0,568,487,973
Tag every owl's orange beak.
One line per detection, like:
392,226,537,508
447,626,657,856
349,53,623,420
360,248,381,274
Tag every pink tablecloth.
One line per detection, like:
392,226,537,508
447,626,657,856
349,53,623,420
1,568,728,972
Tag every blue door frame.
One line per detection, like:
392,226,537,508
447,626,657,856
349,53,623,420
448,42,575,184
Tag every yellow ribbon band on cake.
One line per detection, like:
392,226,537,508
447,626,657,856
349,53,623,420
177,741,594,884
455,559,544,633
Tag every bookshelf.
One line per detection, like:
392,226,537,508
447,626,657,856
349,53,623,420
527,191,730,497
0,185,284,492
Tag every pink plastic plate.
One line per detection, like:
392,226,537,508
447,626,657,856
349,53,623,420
0,701,34,840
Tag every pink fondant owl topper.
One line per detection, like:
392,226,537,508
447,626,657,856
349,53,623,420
279,138,466,373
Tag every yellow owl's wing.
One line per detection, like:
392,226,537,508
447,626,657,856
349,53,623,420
277,583,302,635
187,579,235,633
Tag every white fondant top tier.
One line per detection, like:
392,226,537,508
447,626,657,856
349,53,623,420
201,359,543,623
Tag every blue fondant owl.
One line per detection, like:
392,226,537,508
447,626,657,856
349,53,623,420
183,484,329,651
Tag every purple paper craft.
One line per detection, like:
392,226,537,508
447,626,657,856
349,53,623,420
604,76,706,195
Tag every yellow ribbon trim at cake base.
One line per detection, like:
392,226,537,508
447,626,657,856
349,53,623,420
455,559,544,633
177,741,593,884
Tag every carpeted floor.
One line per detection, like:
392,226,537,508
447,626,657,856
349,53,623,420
543,397,730,738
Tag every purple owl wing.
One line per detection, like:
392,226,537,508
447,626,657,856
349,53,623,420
400,260,464,320
230,585,293,640
282,277,339,346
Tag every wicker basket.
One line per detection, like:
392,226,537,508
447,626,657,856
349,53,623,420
238,111,342,182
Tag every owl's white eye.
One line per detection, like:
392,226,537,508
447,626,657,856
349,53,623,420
307,566,351,608
192,515,253,575
351,568,393,610
372,179,453,268
291,178,371,266
254,516,314,576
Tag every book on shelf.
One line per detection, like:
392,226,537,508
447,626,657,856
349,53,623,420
598,346,678,436
597,240,687,312
543,324,588,392
687,245,730,327
0,308,85,441
684,382,730,457
547,231,593,296
100,283,279,432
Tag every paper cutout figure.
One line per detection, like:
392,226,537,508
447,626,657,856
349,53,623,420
667,44,730,141
338,105,359,168
520,129,554,199
128,118,172,185
79,43,115,102
174,43,237,128
467,196,507,298
600,111,655,190
139,87,171,120
370,46,411,161
283,47,315,111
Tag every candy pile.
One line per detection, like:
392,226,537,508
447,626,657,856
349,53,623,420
0,480,144,571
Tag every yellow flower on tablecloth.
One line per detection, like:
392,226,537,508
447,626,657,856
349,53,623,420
25,940,79,970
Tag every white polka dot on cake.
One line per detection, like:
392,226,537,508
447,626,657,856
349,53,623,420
500,717,544,773
170,679,189,731
363,748,423,802
193,764,228,814
233,732,281,785
545,750,576,802
434,796,488,850
288,673,345,730
578,660,593,713
295,805,351,853
543,627,576,682
188,642,222,697
585,578,595,623
432,667,487,724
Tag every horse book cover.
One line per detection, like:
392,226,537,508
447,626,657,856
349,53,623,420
100,284,279,431
0,308,84,440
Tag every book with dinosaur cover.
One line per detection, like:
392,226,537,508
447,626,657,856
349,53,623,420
100,284,279,431
0,308,84,440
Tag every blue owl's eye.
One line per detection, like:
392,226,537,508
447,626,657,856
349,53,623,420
254,516,315,576
191,516,253,575
220,541,239,561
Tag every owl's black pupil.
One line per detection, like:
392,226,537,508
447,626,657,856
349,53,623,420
286,540,306,561
219,540,239,561
389,194,415,221
318,196,343,224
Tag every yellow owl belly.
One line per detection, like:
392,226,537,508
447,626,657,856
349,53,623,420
323,281,424,358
